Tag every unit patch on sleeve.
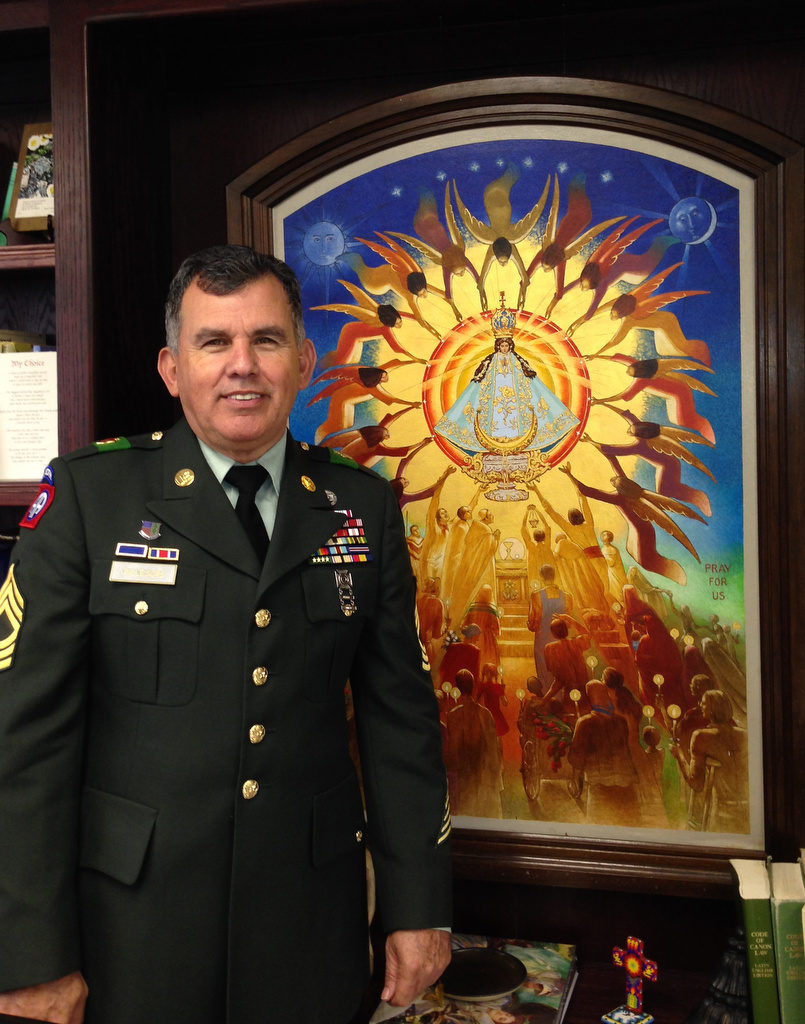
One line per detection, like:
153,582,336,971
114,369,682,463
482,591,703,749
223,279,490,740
0,565,25,671
19,483,55,530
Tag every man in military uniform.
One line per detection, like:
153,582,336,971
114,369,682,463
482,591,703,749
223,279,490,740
0,246,452,1023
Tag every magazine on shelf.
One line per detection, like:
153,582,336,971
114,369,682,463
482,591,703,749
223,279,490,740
370,932,578,1023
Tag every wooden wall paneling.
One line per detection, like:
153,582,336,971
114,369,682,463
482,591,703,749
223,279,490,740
49,0,96,451
0,0,47,32
85,18,176,438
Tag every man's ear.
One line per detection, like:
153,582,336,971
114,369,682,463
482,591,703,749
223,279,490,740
157,347,180,398
298,337,316,390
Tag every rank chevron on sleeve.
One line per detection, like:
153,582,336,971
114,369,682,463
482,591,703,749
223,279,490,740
0,565,25,672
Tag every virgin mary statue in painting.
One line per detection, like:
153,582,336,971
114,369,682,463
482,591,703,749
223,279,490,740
434,301,579,456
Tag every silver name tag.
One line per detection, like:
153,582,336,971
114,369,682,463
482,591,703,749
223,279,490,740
109,560,178,585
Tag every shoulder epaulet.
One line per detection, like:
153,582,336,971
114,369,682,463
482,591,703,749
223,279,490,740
295,439,381,479
63,430,165,461
327,449,362,469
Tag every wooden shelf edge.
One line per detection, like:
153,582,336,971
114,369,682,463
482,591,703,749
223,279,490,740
451,829,748,898
0,243,56,270
0,0,48,32
0,482,37,507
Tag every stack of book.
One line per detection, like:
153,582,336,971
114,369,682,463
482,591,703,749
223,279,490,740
730,852,805,1024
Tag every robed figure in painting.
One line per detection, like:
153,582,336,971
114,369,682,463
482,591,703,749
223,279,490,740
434,305,578,456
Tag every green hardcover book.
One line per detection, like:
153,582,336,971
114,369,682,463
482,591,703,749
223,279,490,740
801,850,805,965
768,859,805,1024
730,858,781,1024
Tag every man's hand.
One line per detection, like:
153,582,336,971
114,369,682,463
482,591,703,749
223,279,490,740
0,971,88,1024
381,928,451,1007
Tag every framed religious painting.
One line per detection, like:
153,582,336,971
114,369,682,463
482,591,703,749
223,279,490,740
228,78,804,894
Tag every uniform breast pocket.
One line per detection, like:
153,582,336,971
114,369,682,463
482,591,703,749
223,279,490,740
89,560,206,705
300,565,376,702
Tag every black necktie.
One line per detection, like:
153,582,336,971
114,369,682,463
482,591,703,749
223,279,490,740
225,464,270,562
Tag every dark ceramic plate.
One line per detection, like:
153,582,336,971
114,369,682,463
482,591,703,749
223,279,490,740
439,946,528,1001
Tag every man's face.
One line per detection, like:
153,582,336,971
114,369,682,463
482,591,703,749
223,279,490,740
158,276,315,462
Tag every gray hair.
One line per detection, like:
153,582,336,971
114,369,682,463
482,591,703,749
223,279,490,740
164,244,306,353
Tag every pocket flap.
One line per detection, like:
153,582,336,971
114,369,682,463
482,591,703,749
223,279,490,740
80,786,158,885
89,560,205,621
311,773,366,867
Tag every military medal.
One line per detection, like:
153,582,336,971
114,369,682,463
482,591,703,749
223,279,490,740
308,510,373,564
334,569,357,617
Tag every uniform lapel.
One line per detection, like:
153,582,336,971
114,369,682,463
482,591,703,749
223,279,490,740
145,419,259,578
261,438,347,590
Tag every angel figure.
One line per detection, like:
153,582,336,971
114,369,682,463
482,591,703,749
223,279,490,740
312,280,427,368
563,217,679,335
390,184,483,320
522,173,624,316
308,358,421,442
583,405,715,517
318,408,423,468
342,232,442,338
451,164,551,310
588,262,711,365
561,463,706,585
597,353,717,444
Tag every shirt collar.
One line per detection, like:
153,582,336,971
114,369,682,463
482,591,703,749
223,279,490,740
197,433,286,495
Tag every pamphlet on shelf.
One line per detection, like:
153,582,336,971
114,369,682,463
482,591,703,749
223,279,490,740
370,932,577,1023
0,349,57,480
9,123,53,233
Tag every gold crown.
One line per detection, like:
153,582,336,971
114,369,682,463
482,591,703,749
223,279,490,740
491,293,516,337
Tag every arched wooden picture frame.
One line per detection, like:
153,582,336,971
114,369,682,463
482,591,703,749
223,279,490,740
228,78,804,894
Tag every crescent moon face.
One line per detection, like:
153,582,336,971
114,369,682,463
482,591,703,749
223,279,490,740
669,197,717,245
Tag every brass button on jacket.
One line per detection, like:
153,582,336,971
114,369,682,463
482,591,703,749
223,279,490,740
242,779,259,800
249,724,265,744
252,666,268,686
254,609,271,628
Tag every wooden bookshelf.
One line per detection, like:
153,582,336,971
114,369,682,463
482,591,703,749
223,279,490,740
0,242,54,270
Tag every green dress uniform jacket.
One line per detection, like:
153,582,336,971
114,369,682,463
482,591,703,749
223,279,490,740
0,419,452,1024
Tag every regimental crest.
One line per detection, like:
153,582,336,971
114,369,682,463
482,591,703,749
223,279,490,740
0,565,25,671
139,521,162,541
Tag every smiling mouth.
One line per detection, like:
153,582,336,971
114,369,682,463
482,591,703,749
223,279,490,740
226,392,263,401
